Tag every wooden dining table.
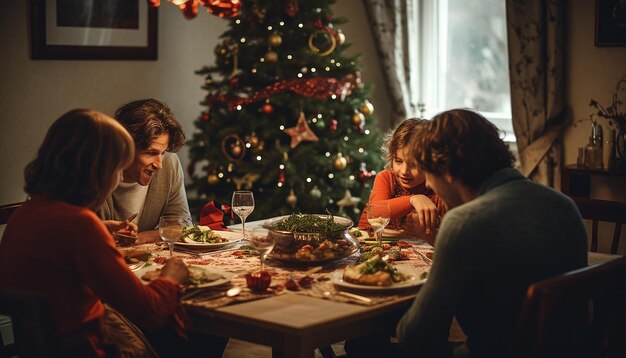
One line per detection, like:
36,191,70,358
123,218,431,358
124,219,622,358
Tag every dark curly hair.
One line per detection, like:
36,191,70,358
114,98,186,152
412,109,515,190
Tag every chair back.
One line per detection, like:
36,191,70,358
0,290,61,357
573,197,626,254
0,202,22,225
513,257,626,358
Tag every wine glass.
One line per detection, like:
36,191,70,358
232,190,255,239
366,202,391,246
249,227,275,272
158,216,190,257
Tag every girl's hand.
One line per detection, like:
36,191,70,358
409,195,439,235
402,212,436,246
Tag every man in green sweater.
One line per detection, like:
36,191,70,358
396,109,587,357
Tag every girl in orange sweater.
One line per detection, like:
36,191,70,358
358,118,446,240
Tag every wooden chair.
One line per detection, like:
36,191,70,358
513,257,626,358
0,202,22,225
573,197,626,254
0,290,61,357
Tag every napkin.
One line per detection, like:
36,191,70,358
199,200,233,230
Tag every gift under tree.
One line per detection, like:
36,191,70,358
184,0,383,222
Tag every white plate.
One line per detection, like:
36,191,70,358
331,268,426,291
134,264,232,288
174,230,243,249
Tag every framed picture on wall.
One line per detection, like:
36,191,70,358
595,0,626,46
31,0,158,60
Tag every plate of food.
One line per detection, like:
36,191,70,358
332,256,426,291
173,226,243,249
135,264,232,288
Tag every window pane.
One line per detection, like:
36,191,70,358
443,0,511,116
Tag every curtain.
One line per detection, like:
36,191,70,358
363,0,419,125
506,0,566,187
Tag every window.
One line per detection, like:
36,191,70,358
414,0,514,141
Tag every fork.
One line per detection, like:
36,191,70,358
128,260,146,271
323,290,372,303
414,250,433,265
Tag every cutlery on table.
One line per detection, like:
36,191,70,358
182,286,242,301
414,250,433,264
127,260,146,271
324,290,372,303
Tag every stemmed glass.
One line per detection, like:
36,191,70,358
232,190,255,239
366,202,391,246
158,216,191,257
249,227,275,272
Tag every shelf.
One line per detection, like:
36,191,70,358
561,164,626,200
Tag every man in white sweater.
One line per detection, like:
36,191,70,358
99,98,191,243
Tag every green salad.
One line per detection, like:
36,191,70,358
181,226,227,243
270,213,347,233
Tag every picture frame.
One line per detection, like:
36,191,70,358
31,0,158,60
595,0,626,47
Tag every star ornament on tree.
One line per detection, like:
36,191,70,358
336,189,361,213
284,112,319,148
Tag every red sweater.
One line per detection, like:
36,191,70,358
0,196,181,357
358,169,446,229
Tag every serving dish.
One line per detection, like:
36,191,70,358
264,214,359,263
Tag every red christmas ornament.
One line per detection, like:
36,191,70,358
284,0,299,17
201,111,210,121
262,103,273,114
229,75,239,89
278,169,286,184
328,119,338,132
201,0,242,18
148,0,160,7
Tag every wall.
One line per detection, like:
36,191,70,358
564,0,626,254
0,1,388,206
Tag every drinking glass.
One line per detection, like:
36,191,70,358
158,216,190,257
366,202,391,246
249,227,275,272
232,190,255,239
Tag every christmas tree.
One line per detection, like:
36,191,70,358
186,0,383,223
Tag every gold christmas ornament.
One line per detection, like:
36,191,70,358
352,112,365,126
336,189,361,212
333,153,348,170
310,185,322,199
359,100,374,116
233,173,261,190
207,174,219,185
268,33,282,47
265,50,278,62
308,28,337,56
336,29,346,44
287,189,298,208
